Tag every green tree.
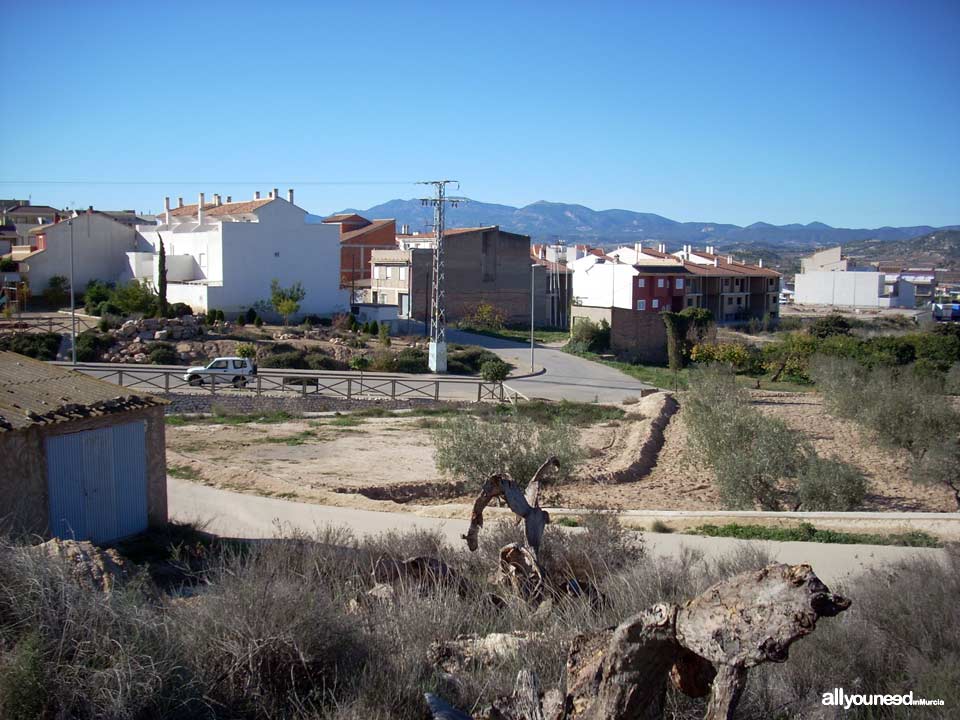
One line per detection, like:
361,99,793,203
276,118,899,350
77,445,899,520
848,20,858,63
158,239,168,317
236,343,257,359
270,279,306,326
378,322,391,347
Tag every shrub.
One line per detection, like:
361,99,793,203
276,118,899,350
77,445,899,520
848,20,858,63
82,280,111,310
433,412,582,488
367,351,395,372
258,351,307,370
808,314,852,339
378,322,391,347
147,341,177,365
795,456,868,511
447,345,503,375
270,279,306,326
394,346,429,373
0,332,61,360
946,363,960,395
761,332,819,382
235,314,245,326
95,300,122,317
463,302,506,330
168,302,193,318
235,342,257,359
569,318,610,353
43,275,70,308
254,316,264,328
74,331,112,362
480,358,510,383
111,280,157,316
368,320,379,337
0,257,17,272
690,342,761,373
349,355,371,372
305,352,344,371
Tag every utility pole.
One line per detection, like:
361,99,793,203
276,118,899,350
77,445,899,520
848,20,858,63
69,219,76,364
418,180,465,373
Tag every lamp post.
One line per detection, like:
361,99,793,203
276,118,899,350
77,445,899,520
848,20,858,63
69,219,76,364
530,263,537,372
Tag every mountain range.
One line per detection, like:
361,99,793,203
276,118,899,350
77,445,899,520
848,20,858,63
336,198,957,252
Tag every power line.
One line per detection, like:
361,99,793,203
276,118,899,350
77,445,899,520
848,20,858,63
0,179,416,186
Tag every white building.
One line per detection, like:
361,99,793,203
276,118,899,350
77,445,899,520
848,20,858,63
795,270,915,308
131,190,347,318
17,212,138,293
570,254,639,309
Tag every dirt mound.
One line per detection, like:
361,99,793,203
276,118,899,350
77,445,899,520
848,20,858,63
582,392,679,484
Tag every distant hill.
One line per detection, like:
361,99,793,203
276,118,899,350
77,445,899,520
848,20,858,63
336,198,956,251
842,230,960,269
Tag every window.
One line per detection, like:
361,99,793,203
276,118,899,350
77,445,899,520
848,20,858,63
373,266,383,280
636,299,646,311
652,298,660,309
232,360,246,369
210,360,228,369
399,293,410,316
638,278,646,288
385,266,393,279
675,278,684,289
657,278,665,288
399,266,408,281
727,297,733,306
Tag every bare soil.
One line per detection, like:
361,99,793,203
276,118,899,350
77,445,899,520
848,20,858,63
166,391,956,513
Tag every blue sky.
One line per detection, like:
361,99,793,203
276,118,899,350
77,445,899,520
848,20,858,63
2,0,958,228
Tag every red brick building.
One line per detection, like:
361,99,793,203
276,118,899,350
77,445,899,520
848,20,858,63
323,214,397,292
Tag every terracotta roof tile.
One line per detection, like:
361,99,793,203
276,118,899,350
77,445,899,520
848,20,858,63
167,198,275,218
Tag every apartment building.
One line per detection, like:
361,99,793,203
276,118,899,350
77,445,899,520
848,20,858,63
322,214,397,292
572,243,781,322
365,226,545,325
131,190,347,317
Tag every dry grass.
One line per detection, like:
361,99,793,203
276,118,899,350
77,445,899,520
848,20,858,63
0,525,956,719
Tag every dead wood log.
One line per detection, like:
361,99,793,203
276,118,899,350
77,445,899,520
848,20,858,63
373,555,463,592
464,458,559,558
496,543,545,604
564,603,679,720
484,669,545,720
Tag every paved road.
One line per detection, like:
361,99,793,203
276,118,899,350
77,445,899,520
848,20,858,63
447,329,652,402
168,479,945,585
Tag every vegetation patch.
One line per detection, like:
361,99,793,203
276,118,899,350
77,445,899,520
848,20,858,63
0,332,61,360
165,410,296,426
693,522,941,548
167,464,202,481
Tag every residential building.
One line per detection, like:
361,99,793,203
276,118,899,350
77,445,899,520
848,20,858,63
364,226,545,326
531,243,574,328
801,246,853,273
0,351,167,541
18,210,139,294
2,203,61,244
131,189,347,317
794,246,917,308
322,214,397,293
571,243,780,322
795,270,916,308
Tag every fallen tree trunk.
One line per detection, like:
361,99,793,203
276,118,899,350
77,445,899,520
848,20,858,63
428,563,850,720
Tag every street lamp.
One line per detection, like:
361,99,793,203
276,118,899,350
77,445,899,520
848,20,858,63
530,263,537,372
69,219,76,364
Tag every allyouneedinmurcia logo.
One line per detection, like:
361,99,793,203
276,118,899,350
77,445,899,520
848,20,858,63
822,688,945,710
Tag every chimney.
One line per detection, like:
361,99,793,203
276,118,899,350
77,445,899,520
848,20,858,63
255,191,261,200
634,241,642,257
164,196,171,225
713,257,719,267
758,258,763,267
727,255,734,264
177,197,183,208
226,196,232,203
214,194,222,207
287,188,294,204
198,193,205,225
658,242,666,253
87,205,93,215
272,187,279,200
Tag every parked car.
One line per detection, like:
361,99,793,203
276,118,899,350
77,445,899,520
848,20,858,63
183,357,256,387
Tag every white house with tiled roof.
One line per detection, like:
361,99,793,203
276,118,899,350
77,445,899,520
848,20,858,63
131,189,346,317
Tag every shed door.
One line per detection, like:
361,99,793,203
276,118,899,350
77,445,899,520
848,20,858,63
47,421,148,542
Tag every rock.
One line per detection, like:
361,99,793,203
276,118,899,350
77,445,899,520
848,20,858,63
120,320,138,337
154,330,169,340
431,632,544,674
367,583,396,602
26,538,128,593
176,342,192,353
134,353,147,363
182,315,197,325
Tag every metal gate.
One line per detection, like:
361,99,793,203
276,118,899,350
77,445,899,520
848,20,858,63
46,421,148,542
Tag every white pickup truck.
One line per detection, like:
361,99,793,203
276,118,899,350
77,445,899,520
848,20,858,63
183,356,256,388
